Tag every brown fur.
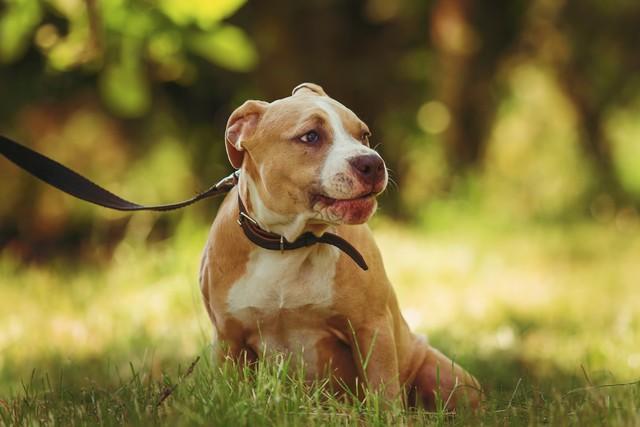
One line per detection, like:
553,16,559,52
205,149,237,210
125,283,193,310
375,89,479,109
200,84,482,410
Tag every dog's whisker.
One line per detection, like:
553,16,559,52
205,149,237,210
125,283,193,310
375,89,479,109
385,168,399,191
387,177,399,191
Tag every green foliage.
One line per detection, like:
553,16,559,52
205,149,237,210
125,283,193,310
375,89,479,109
99,36,151,117
607,101,640,198
0,0,254,117
160,0,247,28
0,0,42,62
187,24,257,72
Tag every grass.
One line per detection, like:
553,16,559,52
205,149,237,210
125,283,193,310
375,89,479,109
4,350,639,426
0,214,639,425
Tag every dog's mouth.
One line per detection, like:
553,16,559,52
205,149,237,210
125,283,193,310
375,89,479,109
311,191,378,224
314,191,376,206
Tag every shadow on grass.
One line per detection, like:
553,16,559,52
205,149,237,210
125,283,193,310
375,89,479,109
1,328,638,426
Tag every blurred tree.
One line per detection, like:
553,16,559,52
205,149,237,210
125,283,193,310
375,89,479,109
429,0,640,209
550,0,640,208
430,0,529,172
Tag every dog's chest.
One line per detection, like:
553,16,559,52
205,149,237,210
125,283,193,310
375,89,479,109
226,245,339,321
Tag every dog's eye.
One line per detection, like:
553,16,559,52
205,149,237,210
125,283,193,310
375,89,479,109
300,130,320,144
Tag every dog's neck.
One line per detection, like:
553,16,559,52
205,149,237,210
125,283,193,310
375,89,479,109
237,172,330,243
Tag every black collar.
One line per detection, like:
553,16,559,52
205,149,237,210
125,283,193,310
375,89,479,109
236,195,368,271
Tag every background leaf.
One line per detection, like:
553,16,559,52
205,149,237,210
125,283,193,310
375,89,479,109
188,24,257,72
0,0,42,63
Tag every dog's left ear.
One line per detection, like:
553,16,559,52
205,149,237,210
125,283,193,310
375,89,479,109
225,100,268,169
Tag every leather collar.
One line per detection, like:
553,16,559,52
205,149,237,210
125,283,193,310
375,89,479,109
236,194,369,271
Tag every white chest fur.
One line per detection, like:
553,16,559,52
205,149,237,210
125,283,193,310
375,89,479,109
226,244,339,320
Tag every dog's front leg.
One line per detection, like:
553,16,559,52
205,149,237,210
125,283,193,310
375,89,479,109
212,328,258,367
350,316,401,400
203,317,252,366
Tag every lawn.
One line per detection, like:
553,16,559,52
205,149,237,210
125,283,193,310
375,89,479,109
0,215,639,426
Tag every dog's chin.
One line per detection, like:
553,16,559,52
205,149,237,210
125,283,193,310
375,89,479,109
312,193,378,225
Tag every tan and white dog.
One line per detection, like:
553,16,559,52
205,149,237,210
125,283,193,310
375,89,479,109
199,83,481,409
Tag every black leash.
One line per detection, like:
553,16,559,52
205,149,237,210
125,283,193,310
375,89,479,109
0,135,369,270
0,135,236,211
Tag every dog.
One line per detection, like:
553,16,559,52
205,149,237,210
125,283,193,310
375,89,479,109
199,83,481,409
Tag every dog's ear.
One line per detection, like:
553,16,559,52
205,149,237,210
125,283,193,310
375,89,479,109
292,83,327,97
225,100,268,169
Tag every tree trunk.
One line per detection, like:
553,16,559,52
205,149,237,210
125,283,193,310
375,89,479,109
558,70,635,207
431,0,527,174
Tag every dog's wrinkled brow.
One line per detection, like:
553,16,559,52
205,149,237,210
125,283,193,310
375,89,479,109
301,112,329,127
282,112,330,139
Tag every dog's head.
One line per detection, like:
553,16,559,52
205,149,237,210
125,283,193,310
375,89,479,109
225,83,387,238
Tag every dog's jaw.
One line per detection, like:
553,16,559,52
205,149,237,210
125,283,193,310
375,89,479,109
240,172,326,242
311,194,379,224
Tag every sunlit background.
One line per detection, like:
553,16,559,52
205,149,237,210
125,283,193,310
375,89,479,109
1,0,639,410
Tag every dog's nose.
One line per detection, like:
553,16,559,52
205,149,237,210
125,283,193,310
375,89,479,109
349,154,386,186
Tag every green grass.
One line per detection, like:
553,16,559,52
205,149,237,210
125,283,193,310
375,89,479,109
4,350,639,426
1,215,639,426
